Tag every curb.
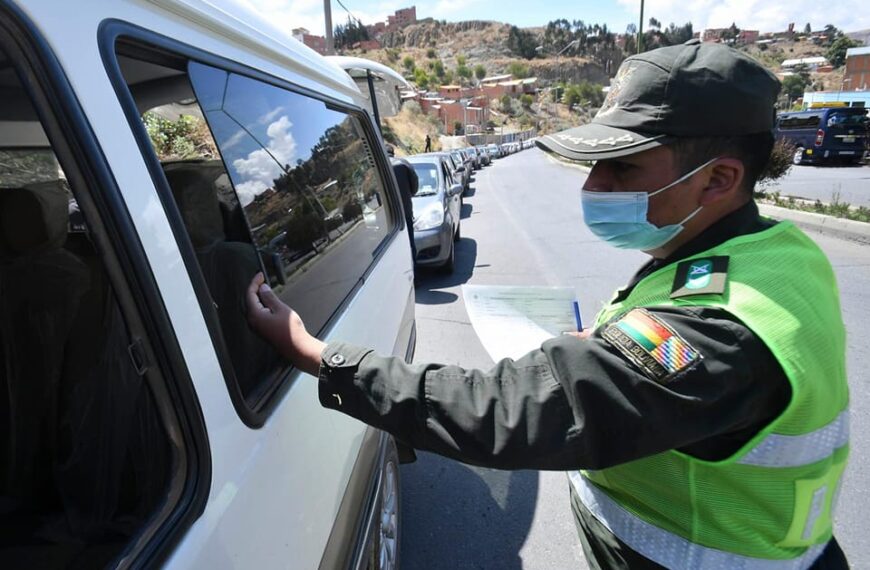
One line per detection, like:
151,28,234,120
546,155,870,245
757,203,870,245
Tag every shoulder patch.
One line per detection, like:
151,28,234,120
670,256,729,298
601,308,702,383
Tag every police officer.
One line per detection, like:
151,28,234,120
246,40,849,569
385,144,420,261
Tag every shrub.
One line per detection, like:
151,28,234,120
143,112,217,160
758,138,795,186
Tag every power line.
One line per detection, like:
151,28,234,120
334,0,363,26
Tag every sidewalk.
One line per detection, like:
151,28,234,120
758,203,870,245
545,154,870,245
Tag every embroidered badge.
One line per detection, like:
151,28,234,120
670,256,729,299
596,63,636,118
602,308,701,382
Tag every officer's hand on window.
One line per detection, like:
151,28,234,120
246,272,325,375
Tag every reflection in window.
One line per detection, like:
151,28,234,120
188,62,394,335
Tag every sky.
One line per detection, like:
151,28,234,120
252,0,870,39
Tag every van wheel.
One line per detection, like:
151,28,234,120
793,146,805,165
369,438,400,570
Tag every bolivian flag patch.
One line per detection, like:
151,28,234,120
602,308,701,383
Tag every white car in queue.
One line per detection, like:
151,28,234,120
0,0,415,568
406,154,463,273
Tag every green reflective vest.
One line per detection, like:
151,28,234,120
572,221,849,569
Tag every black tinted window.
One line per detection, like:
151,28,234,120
778,114,822,129
187,62,394,334
1,47,172,567
117,53,394,412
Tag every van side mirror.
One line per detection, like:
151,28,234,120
456,165,465,173
449,183,463,196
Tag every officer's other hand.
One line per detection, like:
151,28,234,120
563,329,592,340
246,272,325,375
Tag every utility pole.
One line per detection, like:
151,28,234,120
324,0,334,55
637,0,644,54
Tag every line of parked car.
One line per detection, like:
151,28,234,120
404,140,535,273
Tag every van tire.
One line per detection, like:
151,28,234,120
369,437,401,570
793,146,806,165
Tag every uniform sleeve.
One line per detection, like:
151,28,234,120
317,307,789,471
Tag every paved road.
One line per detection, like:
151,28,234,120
771,162,870,207
399,148,870,569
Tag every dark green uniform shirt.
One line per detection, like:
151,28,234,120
317,201,847,569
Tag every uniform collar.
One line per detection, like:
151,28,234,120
620,200,774,299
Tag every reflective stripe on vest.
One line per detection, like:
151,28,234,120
738,410,850,468
569,472,827,570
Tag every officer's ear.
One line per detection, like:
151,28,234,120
698,158,744,206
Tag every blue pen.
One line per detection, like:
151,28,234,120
572,300,583,332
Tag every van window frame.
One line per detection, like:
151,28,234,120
0,4,210,568
98,20,403,427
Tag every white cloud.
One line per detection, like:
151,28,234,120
615,0,870,34
231,115,298,206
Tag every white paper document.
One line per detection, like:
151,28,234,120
462,285,581,362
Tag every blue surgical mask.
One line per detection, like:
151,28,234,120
581,157,719,251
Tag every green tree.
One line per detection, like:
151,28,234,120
803,23,812,35
562,85,582,108
402,56,415,72
781,74,809,101
507,62,530,79
456,64,472,82
721,22,740,42
426,48,437,58
413,67,430,89
456,54,467,66
433,60,445,78
520,93,534,108
500,94,513,114
826,36,860,67
474,64,487,80
507,26,539,59
333,17,370,49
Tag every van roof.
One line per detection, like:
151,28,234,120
143,0,359,97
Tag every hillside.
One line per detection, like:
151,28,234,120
340,19,864,141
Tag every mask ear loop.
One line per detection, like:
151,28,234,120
648,156,721,198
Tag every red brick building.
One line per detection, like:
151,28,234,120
845,46,870,91
291,27,327,55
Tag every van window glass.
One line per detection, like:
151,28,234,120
778,114,822,130
117,54,394,410
826,111,867,129
186,62,394,333
1,47,172,568
117,55,283,406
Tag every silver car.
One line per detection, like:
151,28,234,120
407,155,463,272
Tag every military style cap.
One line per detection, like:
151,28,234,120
537,39,781,161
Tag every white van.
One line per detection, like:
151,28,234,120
0,0,415,568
